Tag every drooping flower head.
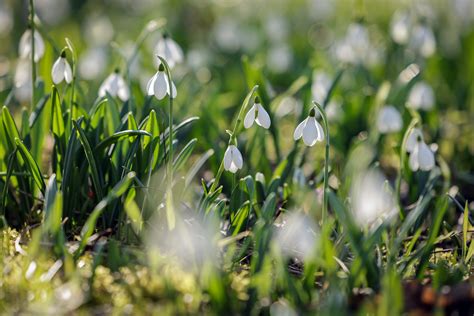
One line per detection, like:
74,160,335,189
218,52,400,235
19,26,45,62
223,144,243,173
406,81,435,110
146,63,177,100
244,96,271,129
98,68,129,101
51,50,73,85
377,105,403,134
154,32,183,69
293,107,325,146
406,128,435,171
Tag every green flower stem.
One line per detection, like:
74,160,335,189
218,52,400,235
29,0,36,110
208,85,259,194
65,38,77,133
157,57,174,183
395,117,419,220
313,101,330,224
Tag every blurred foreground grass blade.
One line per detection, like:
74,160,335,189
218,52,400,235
75,172,136,258
73,120,104,201
14,138,46,194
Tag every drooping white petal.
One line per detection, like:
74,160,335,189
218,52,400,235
164,75,177,98
244,105,256,129
302,117,318,146
223,145,242,173
417,142,435,171
315,119,325,141
19,30,32,59
255,104,271,129
231,146,243,169
293,118,306,140
223,146,233,171
408,145,420,171
407,81,434,110
166,38,184,64
64,61,73,83
146,73,157,96
153,72,168,100
51,57,65,84
117,76,130,101
34,32,45,62
377,105,402,133
405,128,423,153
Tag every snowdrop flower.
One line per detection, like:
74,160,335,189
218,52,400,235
51,51,72,84
146,63,177,100
14,58,32,102
293,108,325,146
377,105,403,134
223,145,243,173
244,96,271,129
154,33,183,69
19,27,45,62
311,72,331,105
98,69,129,101
390,11,411,44
407,81,435,110
351,170,397,230
409,25,436,58
406,128,435,171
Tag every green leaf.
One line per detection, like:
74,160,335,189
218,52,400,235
95,130,151,151
75,172,136,257
73,120,104,200
14,138,46,193
173,138,197,172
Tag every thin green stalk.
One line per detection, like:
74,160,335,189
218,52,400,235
157,57,174,182
208,85,259,194
395,117,419,219
313,101,330,224
65,38,77,131
29,0,36,110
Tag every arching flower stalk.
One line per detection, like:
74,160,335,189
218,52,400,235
294,102,330,223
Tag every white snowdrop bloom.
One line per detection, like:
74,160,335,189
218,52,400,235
19,28,45,62
408,132,435,171
146,64,177,100
293,108,325,146
405,128,424,153
78,47,107,80
377,105,403,134
311,72,331,105
223,145,243,173
407,81,435,110
409,25,436,58
390,11,411,44
98,70,129,101
244,96,271,129
154,33,183,69
51,51,72,84
350,170,397,230
274,212,319,260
